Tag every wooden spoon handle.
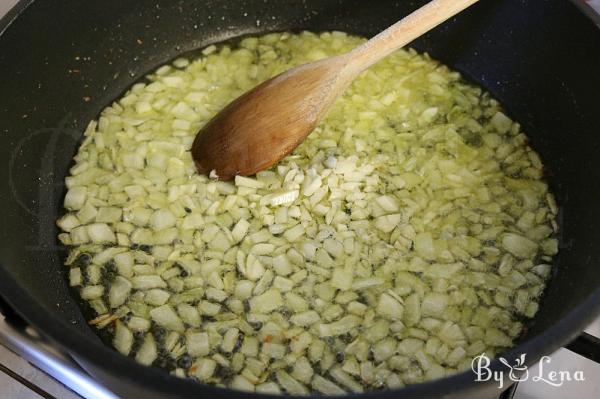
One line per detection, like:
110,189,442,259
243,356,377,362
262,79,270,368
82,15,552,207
345,0,479,75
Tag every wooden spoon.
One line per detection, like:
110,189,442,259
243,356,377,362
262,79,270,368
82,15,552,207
192,0,479,180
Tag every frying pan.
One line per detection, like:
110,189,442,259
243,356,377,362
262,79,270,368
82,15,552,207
1,1,600,398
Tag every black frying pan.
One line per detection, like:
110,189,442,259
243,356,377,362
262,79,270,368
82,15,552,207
1,1,600,398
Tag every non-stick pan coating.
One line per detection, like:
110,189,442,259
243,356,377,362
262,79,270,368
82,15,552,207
1,1,600,398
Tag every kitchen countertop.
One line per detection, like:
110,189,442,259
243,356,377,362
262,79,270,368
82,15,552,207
1,0,600,398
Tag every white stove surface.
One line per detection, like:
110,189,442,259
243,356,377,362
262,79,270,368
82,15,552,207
1,0,600,398
514,320,600,399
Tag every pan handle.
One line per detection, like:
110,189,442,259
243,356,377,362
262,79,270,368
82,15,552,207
565,332,600,363
0,301,119,399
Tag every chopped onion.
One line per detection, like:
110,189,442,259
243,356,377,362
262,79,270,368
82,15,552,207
59,31,558,394
186,331,210,357
150,304,184,332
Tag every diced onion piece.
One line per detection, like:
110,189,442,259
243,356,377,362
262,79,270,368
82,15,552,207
377,293,404,320
375,195,399,213
64,186,87,210
221,328,240,353
283,224,305,242
128,317,151,332
249,289,283,314
235,175,265,189
318,315,361,337
262,342,286,359
276,371,309,395
135,334,158,365
145,289,170,306
290,311,320,326
312,375,345,395
57,214,81,232
80,285,104,300
132,276,167,290
150,304,184,332
260,190,299,206
501,233,538,259
193,358,217,381
256,382,281,394
415,232,435,260
113,321,133,356
374,214,402,233
109,276,132,308
86,223,116,244
421,293,449,317
330,366,364,393
114,252,134,278
231,219,250,243
330,268,353,291
150,209,177,230
272,254,293,276
231,375,255,392
186,331,210,357
69,268,82,286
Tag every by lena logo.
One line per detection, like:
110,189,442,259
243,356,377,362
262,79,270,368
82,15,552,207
471,353,585,389
498,353,529,382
